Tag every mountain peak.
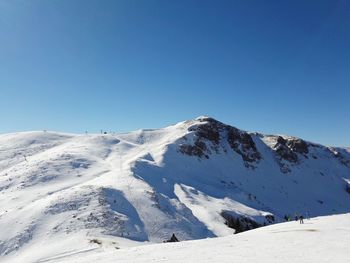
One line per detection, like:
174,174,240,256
1,119,350,261
194,115,215,121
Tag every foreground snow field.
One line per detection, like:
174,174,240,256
0,117,349,262
6,213,350,263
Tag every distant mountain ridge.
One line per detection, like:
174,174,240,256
0,116,349,261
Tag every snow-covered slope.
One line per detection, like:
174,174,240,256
0,117,349,261
20,213,349,263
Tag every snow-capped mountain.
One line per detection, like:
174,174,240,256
0,116,349,261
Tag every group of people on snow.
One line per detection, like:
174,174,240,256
284,212,310,224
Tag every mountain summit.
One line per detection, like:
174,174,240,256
1,117,350,260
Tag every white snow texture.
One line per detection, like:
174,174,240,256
0,117,349,262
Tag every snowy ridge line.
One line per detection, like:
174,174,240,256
0,117,349,262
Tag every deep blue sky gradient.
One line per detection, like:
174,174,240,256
0,0,349,146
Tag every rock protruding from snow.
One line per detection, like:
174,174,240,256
179,117,261,168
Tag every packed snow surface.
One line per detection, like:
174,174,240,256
5,214,350,263
0,117,349,262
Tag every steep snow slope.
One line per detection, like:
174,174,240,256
19,213,348,263
0,117,349,261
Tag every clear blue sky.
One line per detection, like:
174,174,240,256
0,0,349,146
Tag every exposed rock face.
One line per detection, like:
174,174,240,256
274,136,298,163
221,211,261,234
179,141,209,159
269,136,310,173
227,128,261,166
190,117,221,145
286,138,309,155
179,117,261,168
178,117,348,174
221,211,275,234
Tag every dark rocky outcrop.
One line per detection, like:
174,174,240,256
179,141,209,159
274,137,298,163
221,211,261,234
274,137,309,162
189,117,221,145
179,117,261,168
286,138,309,155
271,136,310,173
227,128,261,166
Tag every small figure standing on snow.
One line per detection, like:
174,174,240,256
299,215,304,224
